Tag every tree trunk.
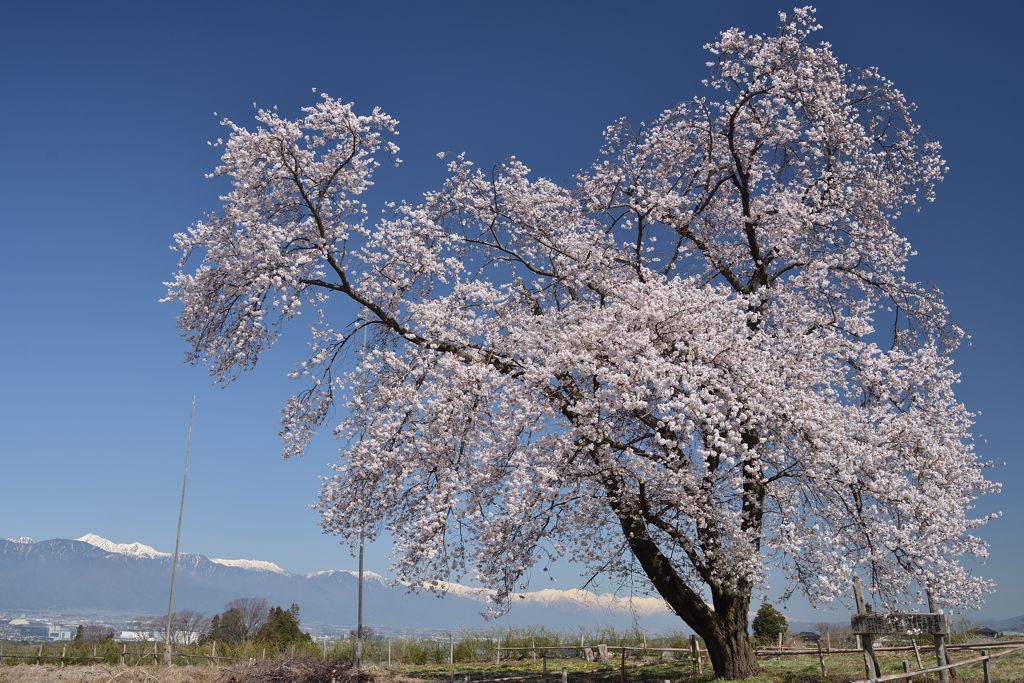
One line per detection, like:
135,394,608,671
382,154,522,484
698,589,760,679
602,463,761,678
702,625,759,679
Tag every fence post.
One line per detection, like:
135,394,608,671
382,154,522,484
121,644,126,666
913,640,923,670
450,632,455,683
562,666,567,683
533,636,537,662
1,643,4,664
853,576,881,679
388,638,392,667
496,638,501,665
696,638,703,675
981,650,991,683
620,647,626,683
817,640,826,676
927,590,949,683
211,640,216,666
37,643,43,665
543,654,548,683
690,636,697,675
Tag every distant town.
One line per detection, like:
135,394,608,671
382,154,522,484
0,610,444,643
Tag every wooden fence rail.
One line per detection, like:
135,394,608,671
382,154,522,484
0,653,258,665
495,646,694,654
755,638,1024,657
4,636,1023,681
849,644,1024,683
0,646,267,667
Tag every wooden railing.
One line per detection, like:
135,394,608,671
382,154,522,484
755,638,1024,657
849,645,1024,683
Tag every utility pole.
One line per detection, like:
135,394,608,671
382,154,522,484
355,527,364,669
164,397,195,666
354,324,366,670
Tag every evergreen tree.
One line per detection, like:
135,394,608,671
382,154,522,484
205,614,221,644
752,603,788,645
214,607,251,642
256,604,312,648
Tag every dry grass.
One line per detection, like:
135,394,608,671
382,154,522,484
366,647,1024,683
0,660,421,683
0,663,216,683
2,646,1021,683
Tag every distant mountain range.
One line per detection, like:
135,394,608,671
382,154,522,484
0,534,683,631
6,535,1018,635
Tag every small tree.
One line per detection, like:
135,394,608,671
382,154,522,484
227,597,269,639
211,597,269,643
815,622,843,646
204,614,220,644
80,624,115,642
349,626,376,641
171,609,211,646
752,604,788,646
257,604,312,648
126,616,157,653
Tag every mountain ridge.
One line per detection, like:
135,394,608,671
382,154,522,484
0,534,679,630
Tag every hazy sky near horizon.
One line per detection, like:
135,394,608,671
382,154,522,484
1,1,1021,625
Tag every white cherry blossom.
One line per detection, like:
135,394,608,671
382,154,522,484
165,9,996,678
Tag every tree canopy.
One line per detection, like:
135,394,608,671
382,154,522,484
752,603,788,644
208,597,268,643
166,7,996,678
256,604,311,647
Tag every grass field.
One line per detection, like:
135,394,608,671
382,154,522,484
2,643,1021,683
383,645,1024,683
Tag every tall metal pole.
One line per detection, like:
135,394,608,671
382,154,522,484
164,397,196,666
355,530,364,668
354,324,366,670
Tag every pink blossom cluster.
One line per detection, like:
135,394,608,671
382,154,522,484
166,7,997,622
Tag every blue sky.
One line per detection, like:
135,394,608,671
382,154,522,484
1,1,1021,625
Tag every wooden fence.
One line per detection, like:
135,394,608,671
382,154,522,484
0,642,267,667
849,644,1024,683
754,638,1024,657
4,636,1023,683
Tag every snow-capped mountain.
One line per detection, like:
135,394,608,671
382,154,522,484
418,579,671,617
76,534,292,576
208,558,290,575
0,534,678,630
77,533,171,560
0,536,36,544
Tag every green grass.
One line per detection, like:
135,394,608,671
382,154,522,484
378,645,1024,683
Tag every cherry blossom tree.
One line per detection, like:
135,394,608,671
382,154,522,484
165,8,998,678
